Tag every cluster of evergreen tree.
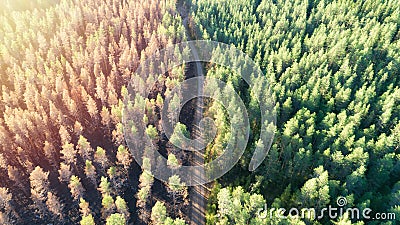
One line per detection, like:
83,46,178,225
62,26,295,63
191,0,399,224
0,0,190,224
1,0,399,224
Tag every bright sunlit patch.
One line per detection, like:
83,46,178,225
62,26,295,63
1,0,59,13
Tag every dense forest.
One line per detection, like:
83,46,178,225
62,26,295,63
191,0,400,224
0,0,189,224
0,0,399,224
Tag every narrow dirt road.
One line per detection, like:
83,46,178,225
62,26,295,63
177,2,208,224
188,40,207,225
